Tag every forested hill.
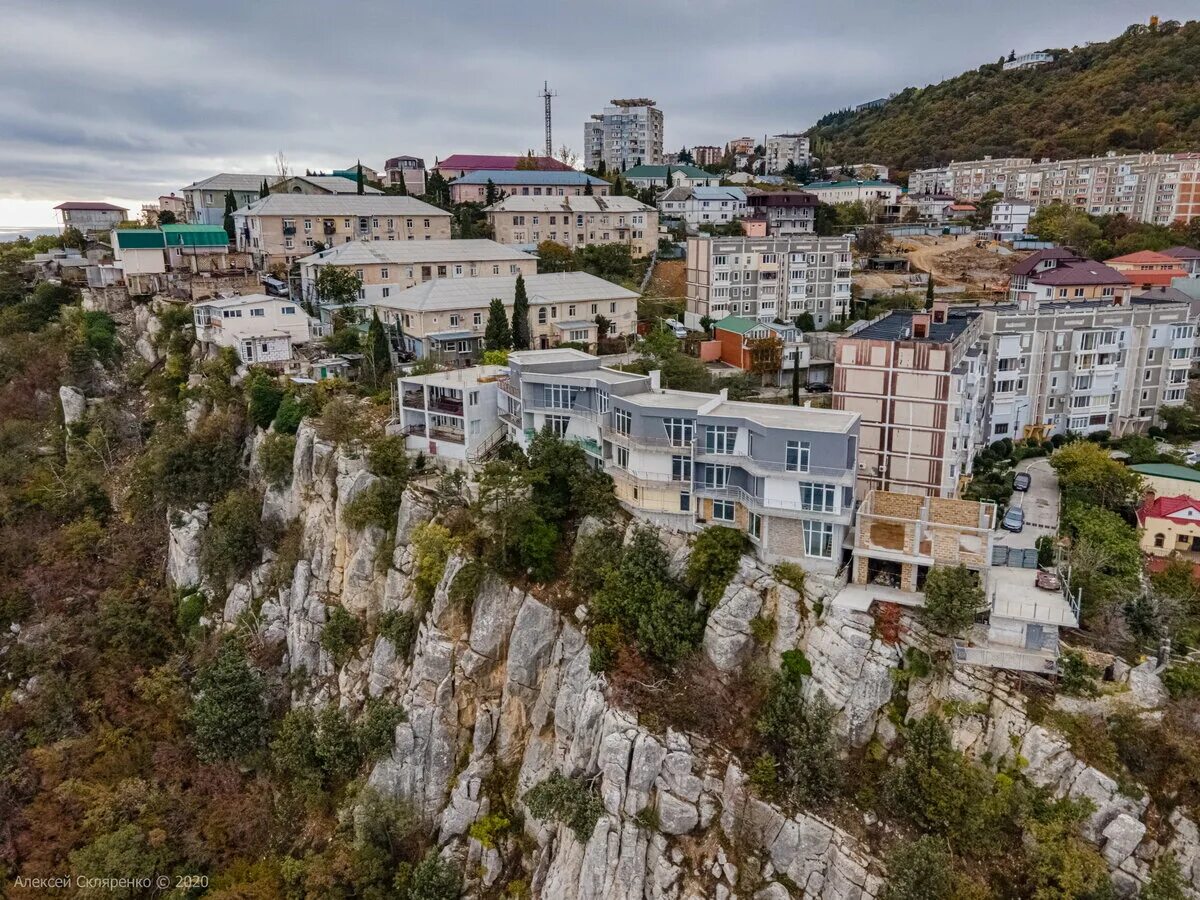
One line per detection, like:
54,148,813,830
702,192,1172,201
807,19,1200,178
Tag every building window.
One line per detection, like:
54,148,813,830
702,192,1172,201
800,482,836,513
1154,533,1166,548
381,267,389,279
545,414,569,437
616,446,628,468
803,520,834,558
712,500,735,522
703,465,730,489
680,491,691,512
705,425,737,454
785,440,810,472
544,384,580,409
538,307,547,324
749,512,762,540
614,408,631,435
671,455,692,482
473,312,482,326
663,418,693,447
598,390,609,414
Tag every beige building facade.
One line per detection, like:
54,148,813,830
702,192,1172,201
485,196,657,256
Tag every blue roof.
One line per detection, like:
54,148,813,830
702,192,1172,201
452,170,608,186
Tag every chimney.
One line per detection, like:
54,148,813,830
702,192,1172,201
649,369,661,391
932,299,949,324
911,312,931,339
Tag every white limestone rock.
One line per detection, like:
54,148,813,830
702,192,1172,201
166,505,208,589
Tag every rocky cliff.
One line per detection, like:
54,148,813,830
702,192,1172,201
165,423,1200,899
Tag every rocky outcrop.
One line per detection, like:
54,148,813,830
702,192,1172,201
166,505,208,589
59,385,87,427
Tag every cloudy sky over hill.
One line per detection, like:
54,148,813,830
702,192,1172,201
1,0,1196,227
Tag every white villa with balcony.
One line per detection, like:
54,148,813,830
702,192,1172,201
192,294,323,366
394,365,506,463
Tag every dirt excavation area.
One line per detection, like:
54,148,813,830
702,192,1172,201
857,234,1032,295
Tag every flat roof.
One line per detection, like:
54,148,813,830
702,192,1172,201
236,194,449,217
299,239,533,267
508,348,596,365
852,309,978,343
371,272,638,312
706,399,859,433
622,389,715,410
399,364,506,388
453,170,609,186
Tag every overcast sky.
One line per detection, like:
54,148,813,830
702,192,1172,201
0,0,1194,228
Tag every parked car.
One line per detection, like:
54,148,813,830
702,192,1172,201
1002,507,1025,533
1013,472,1031,492
1035,568,1061,591
1185,450,1200,466
805,382,832,393
664,319,688,339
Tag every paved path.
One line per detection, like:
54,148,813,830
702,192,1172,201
993,456,1059,552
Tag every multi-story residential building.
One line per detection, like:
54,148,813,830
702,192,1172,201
494,349,861,569
383,156,426,194
656,186,746,228
299,240,536,307
1003,51,1054,71
395,365,506,463
1163,246,1200,277
897,193,956,223
158,193,187,219
745,191,819,235
368,271,638,362
842,490,1078,674
691,145,723,168
990,200,1034,236
711,316,809,387
1105,251,1190,289
976,294,1195,441
833,304,986,498
907,152,1200,226
764,134,810,173
799,180,901,213
584,99,664,171
192,294,322,366
272,175,381,195
726,137,756,157
622,165,718,190
233,195,451,269
448,170,610,204
433,154,574,180
55,201,128,234
1007,248,1133,304
485,196,657,256
181,174,276,225
684,235,853,329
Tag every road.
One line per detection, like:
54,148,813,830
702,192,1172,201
993,456,1059,552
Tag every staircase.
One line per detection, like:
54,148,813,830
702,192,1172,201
467,423,508,464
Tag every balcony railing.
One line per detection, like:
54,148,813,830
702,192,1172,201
692,448,854,481
693,483,851,520
401,391,425,409
428,396,463,416
953,640,1058,674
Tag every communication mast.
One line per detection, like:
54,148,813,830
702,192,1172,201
539,81,557,157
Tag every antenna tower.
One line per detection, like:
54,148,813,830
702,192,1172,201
539,81,557,157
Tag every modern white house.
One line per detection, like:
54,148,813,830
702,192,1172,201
656,186,747,228
192,294,322,366
395,365,506,463
991,200,1034,237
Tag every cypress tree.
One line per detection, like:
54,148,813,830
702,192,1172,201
511,275,531,350
925,271,935,310
791,345,801,405
356,162,364,195
222,189,237,242
485,179,498,206
366,311,392,388
613,176,624,197
259,178,270,198
584,179,594,196
484,298,512,350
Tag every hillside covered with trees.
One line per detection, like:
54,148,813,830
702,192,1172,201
807,19,1200,179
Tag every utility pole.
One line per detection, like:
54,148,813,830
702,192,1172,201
539,81,557,158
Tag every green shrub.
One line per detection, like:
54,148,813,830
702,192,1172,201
402,851,462,900
379,610,418,657
757,657,840,805
273,392,312,434
190,641,267,763
200,489,263,584
412,523,457,607
342,479,404,531
523,774,603,842
587,623,622,673
920,565,985,636
687,526,748,607
881,836,959,900
568,526,624,598
1162,661,1200,700
468,813,512,849
448,559,485,609
356,698,406,761
773,561,807,596
259,432,296,488
176,590,206,637
1058,650,1101,698
748,752,778,794
321,605,364,666
245,370,284,429
1142,854,1188,900
749,615,776,645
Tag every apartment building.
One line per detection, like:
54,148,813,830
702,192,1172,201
622,165,718,190
684,235,853,329
976,295,1196,441
833,304,986,498
384,156,426,194
192,294,321,366
841,490,1078,674
298,239,536,306
395,365,505,463
485,196,657,257
657,186,746,227
233,195,451,269
1105,251,1190,288
990,200,1033,236
584,99,664,171
691,145,723,168
493,349,861,569
745,191,819,235
908,152,1200,226
434,154,574,180
1003,50,1053,71
55,201,128,234
272,175,381,196
368,272,638,362
764,134,810,173
448,170,610,205
1007,248,1133,304
182,174,275,226
800,180,901,213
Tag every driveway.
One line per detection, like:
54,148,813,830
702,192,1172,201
993,456,1059,552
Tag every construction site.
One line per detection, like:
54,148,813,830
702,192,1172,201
856,233,1031,301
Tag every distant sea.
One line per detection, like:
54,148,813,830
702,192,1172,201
0,226,60,243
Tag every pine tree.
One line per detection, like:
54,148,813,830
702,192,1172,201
484,298,512,350
925,271,935,310
485,179,498,206
584,179,594,196
613,176,624,197
366,311,392,388
356,162,364,195
597,160,607,177
259,178,270,198
222,189,237,242
511,275,531,350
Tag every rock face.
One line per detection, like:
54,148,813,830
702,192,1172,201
166,505,208,589
59,385,87,426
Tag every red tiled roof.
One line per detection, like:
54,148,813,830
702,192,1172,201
54,201,127,211
1106,250,1185,266
437,154,574,172
1138,494,1200,525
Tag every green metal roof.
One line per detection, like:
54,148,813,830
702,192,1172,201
713,316,759,335
114,229,166,249
161,224,229,248
1130,463,1200,483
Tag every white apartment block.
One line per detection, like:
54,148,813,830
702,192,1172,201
298,240,537,307
990,200,1033,236
908,152,1200,226
685,235,853,330
764,134,810,173
395,365,505,463
656,186,746,227
584,98,664,171
800,180,901,208
192,294,322,366
485,196,657,257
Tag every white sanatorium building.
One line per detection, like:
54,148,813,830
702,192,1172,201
192,294,323,366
